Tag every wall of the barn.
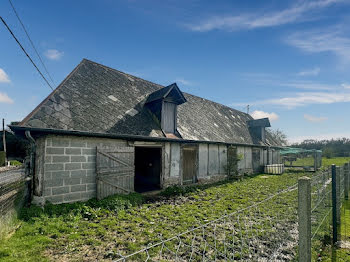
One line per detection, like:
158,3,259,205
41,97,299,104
34,135,128,205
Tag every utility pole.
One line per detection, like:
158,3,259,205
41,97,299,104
246,105,250,114
2,118,7,164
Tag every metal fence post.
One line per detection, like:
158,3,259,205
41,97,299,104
332,164,338,244
336,166,341,224
346,162,350,200
298,176,311,262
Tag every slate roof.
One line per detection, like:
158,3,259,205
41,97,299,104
18,59,281,146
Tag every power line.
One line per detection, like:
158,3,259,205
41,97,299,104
8,0,56,86
0,16,54,91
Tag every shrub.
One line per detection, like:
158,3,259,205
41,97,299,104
0,151,5,166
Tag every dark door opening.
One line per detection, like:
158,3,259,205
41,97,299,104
134,147,161,192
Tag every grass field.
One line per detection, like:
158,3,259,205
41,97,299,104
0,157,348,261
289,156,350,168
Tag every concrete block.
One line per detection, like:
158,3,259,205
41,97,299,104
45,156,52,163
63,192,81,202
51,171,70,179
44,172,52,180
45,163,64,171
45,179,63,187
45,195,63,204
70,140,87,147
86,169,96,176
71,169,87,178
82,148,96,155
81,190,96,200
65,163,82,170
82,176,95,184
82,162,95,170
52,156,70,163
46,147,64,155
65,148,81,155
87,156,96,163
43,188,52,197
52,138,70,147
52,186,70,195
64,177,81,186
87,183,96,191
71,184,87,192
71,156,86,163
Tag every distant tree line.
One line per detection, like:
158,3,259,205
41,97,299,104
292,138,350,158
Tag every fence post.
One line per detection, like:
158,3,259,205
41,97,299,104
298,176,311,262
332,164,338,244
336,166,341,224
345,163,349,200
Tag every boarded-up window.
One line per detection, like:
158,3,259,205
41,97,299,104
162,102,176,133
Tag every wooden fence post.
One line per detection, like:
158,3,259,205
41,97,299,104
298,176,311,262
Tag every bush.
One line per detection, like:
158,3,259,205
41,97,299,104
0,151,5,166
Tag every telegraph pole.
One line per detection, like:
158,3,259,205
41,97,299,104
2,118,7,164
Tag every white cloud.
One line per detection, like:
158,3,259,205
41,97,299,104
286,26,350,63
304,114,328,122
264,91,350,108
175,78,194,86
297,67,320,76
250,110,279,121
44,49,64,60
0,68,10,83
341,83,350,89
289,133,350,143
187,0,345,32
0,92,14,104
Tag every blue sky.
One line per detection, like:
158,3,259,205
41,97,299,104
1,0,350,143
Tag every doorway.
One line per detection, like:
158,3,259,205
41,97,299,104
134,147,161,192
182,146,197,185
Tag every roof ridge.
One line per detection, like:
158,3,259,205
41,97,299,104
82,58,164,89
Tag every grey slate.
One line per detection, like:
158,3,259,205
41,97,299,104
19,59,281,146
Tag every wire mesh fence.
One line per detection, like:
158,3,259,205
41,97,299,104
114,184,299,261
112,163,350,262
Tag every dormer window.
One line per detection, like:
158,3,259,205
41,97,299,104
247,118,271,142
145,83,186,135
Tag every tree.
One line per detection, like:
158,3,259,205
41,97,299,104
267,128,288,146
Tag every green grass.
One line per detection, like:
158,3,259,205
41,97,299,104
317,199,350,261
1,157,348,261
289,157,350,169
0,172,307,261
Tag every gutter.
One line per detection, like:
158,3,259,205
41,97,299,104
10,125,284,150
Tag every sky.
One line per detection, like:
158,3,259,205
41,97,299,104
1,0,350,144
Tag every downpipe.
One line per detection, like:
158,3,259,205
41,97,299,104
25,130,36,204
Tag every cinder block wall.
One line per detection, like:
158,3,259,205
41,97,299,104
40,135,126,204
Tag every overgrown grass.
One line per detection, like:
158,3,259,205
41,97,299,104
0,171,309,261
3,157,348,261
289,157,350,169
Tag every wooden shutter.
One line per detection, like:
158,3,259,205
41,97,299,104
182,147,197,184
162,102,176,133
96,146,134,200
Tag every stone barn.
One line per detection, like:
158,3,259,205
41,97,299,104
10,59,282,205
